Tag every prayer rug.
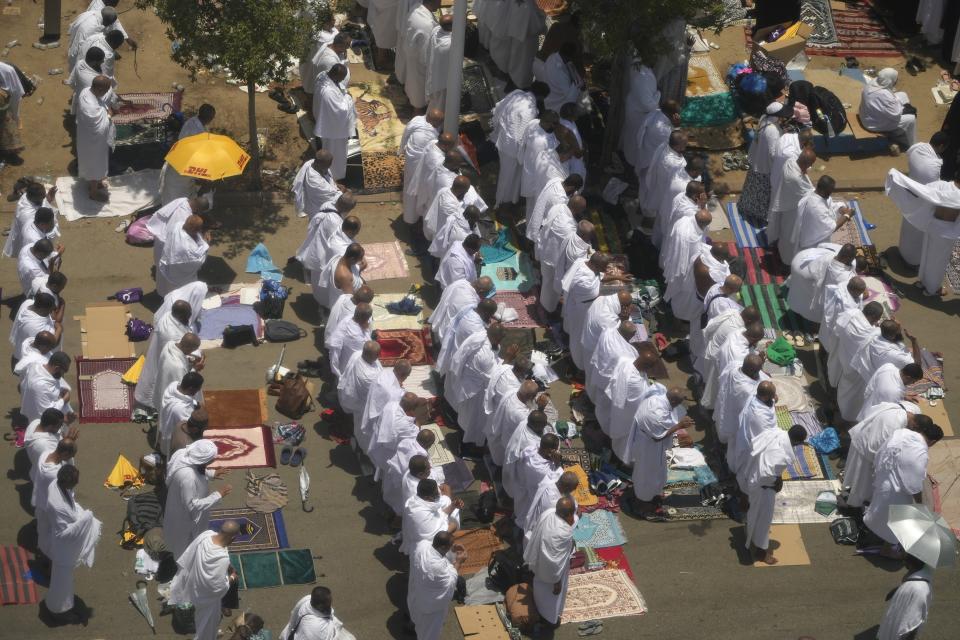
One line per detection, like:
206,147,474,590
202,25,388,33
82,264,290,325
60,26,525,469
461,63,497,115
744,2,901,58
377,328,433,366
790,410,825,439
481,252,538,293
946,241,960,294
686,55,727,98
772,479,842,524
371,293,426,330
740,283,803,336
687,119,746,151
348,78,408,192
205,389,268,427
801,0,840,48
362,241,410,281
76,356,137,424
422,424,455,466
924,438,960,536
442,458,475,493
572,510,627,549
560,448,595,472
453,527,507,576
726,202,769,249
906,349,945,396
493,291,545,329
209,507,288,552
0,545,39,605
595,546,635,580
229,548,316,589
561,569,647,624
725,243,787,285
830,201,873,247
589,208,630,256
498,328,536,359
206,426,276,470
54,169,161,222
568,464,599,508
113,92,183,124
197,304,263,345
661,489,728,521
405,365,439,398
683,55,739,128
782,443,828,481
771,375,810,412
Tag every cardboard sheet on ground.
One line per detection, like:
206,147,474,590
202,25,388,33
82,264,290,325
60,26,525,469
421,424,455,466
772,479,842,524
455,605,510,640
924,438,960,535
753,524,811,567
55,169,161,222
920,400,955,437
75,302,136,358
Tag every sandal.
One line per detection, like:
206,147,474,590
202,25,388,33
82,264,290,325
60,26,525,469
290,447,307,467
280,446,293,465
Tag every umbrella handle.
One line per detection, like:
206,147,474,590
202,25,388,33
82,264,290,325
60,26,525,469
302,499,314,513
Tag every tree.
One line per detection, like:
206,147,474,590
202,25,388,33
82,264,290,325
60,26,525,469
137,0,320,189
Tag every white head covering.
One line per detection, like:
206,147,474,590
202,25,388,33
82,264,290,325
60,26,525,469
766,101,785,115
166,439,218,480
875,68,898,89
156,281,208,326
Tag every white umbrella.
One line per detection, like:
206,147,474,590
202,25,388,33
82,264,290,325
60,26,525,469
129,581,156,634
888,504,957,568
300,465,313,512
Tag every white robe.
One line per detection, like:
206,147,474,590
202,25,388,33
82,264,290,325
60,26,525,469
313,74,357,180
154,341,193,416
436,242,477,288
400,495,457,555
382,438,445,514
425,27,451,110
900,143,943,266
43,486,101,613
549,232,591,313
692,286,742,376
67,11,103,71
537,203,576,311
292,160,340,217
767,132,801,233
578,294,622,374
863,429,929,544
859,82,915,145
3,193,56,259
163,459,222,562
630,384,680,501
527,178,568,246
634,110,672,182
17,244,54,296
423,188,465,241
298,208,347,277
147,195,194,255
401,6,438,109
430,211,476,260
158,381,202,457
858,363,907,421
560,259,600,369
520,475,562,539
621,63,660,167
358,370,403,452
447,334,498,445
491,90,538,205
773,158,814,263
587,328,637,407
794,192,844,254
606,363,651,459
168,530,230,640
702,311,745,406
519,122,558,200
0,61,25,123
503,421,555,500
844,402,911,508
877,568,933,640
542,51,583,112
715,366,768,445
336,352,382,431
522,509,573,624
15,337,52,377
314,256,363,308
819,284,859,356
368,0,401,49
504,0,545,88
327,320,372,379
661,215,704,293
407,540,458,640
20,361,72,422
730,397,777,477
369,402,419,472
410,144,445,220
280,596,355,640
429,280,479,343
401,116,439,222
786,245,839,322
832,310,879,419
741,429,796,550
157,225,208,297
75,87,115,181
644,145,685,238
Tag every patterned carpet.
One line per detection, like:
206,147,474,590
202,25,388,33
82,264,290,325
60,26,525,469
209,507,288,552
376,328,433,366
206,426,276,470
362,241,410,281
562,569,647,624
76,356,137,424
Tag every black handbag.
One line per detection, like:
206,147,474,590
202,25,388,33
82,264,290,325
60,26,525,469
222,324,257,348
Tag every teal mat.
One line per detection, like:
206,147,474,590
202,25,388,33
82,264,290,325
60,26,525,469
229,548,316,590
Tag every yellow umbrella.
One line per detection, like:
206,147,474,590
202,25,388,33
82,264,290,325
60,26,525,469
164,132,251,180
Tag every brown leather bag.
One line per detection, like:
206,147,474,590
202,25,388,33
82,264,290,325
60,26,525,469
273,373,313,419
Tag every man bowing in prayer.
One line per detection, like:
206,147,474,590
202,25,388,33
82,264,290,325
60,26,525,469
408,531,466,640
313,65,357,181
428,276,492,343
661,208,711,300
523,496,576,628
75,75,116,202
167,520,240,640
157,215,209,296
280,586,358,640
860,363,922,421
561,252,632,370
327,303,374,378
163,439,230,561
292,149,341,218
147,195,210,267
437,234,482,288
793,175,854,255
400,0,440,112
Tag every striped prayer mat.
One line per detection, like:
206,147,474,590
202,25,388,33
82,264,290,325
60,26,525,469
0,545,38,605
589,208,630,256
831,201,873,247
726,202,769,248
726,243,787,285
783,443,829,481
740,283,803,336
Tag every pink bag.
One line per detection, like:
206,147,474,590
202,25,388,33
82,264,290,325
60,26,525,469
126,214,155,245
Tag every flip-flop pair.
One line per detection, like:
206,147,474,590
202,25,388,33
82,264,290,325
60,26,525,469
281,446,307,467
578,620,603,636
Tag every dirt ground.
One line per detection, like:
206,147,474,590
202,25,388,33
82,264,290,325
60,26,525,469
1,3,960,640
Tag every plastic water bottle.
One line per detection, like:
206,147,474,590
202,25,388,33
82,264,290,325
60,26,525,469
816,108,836,138
48,68,63,76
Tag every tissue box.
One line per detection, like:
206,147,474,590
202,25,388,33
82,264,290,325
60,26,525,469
754,22,813,63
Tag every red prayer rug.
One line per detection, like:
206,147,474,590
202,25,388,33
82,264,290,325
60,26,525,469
206,426,276,470
76,356,137,424
376,328,433,366
493,291,546,329
113,91,183,124
0,545,39,605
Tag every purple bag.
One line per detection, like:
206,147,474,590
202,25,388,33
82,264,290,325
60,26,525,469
126,214,155,246
126,318,153,341
112,287,144,304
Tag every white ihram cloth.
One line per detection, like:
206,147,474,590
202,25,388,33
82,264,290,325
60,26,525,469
503,421,557,501
549,232,591,313
657,173,697,242
730,397,777,478
429,280,479,343
16,244,55,296
0,61,25,122
292,159,339,217
87,0,128,38
158,381,202,458
885,169,960,294
67,11,103,71
916,0,945,43
43,485,101,613
504,0,545,88
859,77,915,145
435,307,484,375
358,369,403,452
742,429,796,550
858,363,907,421
78,33,118,82
766,132,800,242
298,208,348,278
844,401,917,508
877,566,933,640
382,438,446,514
527,178,568,247
75,87,115,181
831,309,879,418
582,300,630,394
690,283,742,376
900,143,943,266
19,361,72,422
134,282,205,407
482,367,521,458
311,43,350,90
773,158,814,263
423,187,465,241
491,90,538,204
521,476,563,541
163,440,221,561
168,530,231,640
670,243,729,324
819,283,859,356
401,115,439,222
863,429,929,544
369,402,419,472
68,60,110,119
313,74,357,180
537,203,576,311
446,332,497,444
644,145,685,241
660,215,704,293
313,256,362,308
579,294,623,380
280,595,356,640
157,224,208,296
146,197,192,264
519,122,558,201
785,245,839,322
327,319,372,379
629,384,680,501
588,328,637,416
817,257,855,322
401,495,459,556
407,540,458,640
662,193,701,270
621,63,660,167
400,5,439,109
178,116,207,140
15,337,53,377
489,386,533,470
368,0,401,49
409,143,445,220
32,443,67,555
701,311,745,406
523,509,574,624
337,352,382,431
793,192,845,254
436,242,477,288
854,336,914,395
515,446,564,518
560,258,600,369
715,333,754,404
3,193,57,259
425,26,451,110
715,366,768,445
606,363,651,460
634,110,672,187
430,211,477,260
9,302,55,359
153,341,193,418
542,51,583,112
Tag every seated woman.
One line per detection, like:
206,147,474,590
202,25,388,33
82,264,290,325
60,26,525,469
858,68,917,151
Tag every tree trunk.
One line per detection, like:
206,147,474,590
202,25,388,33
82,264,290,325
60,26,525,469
247,79,262,191
600,51,629,169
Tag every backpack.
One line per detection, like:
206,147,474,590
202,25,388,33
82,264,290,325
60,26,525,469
830,517,860,545
223,324,258,348
125,318,153,342
811,86,848,137
119,491,163,548
110,287,143,304
472,490,498,524
264,319,307,343
487,548,530,593
125,214,155,246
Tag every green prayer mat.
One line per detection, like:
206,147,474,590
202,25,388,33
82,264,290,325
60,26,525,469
740,283,803,337
229,548,316,589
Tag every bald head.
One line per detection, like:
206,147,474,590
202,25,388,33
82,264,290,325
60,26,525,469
178,332,201,354
518,380,540,403
757,380,777,404
576,220,595,243
741,306,761,326
476,298,498,322
556,496,577,520
669,130,688,151
394,359,412,381
438,132,458,150
416,428,436,449
184,215,204,235
443,149,464,169
568,195,587,216
721,274,742,295
91,75,112,97
336,192,358,214
314,149,334,169
744,322,765,345
588,252,610,273
353,303,373,323
742,353,764,378
34,331,57,352
836,243,857,264
100,7,117,26
798,148,817,171
618,320,636,341
361,340,381,363
695,209,712,229
426,108,444,128
400,391,421,413
451,175,471,198
847,276,866,298
557,471,580,494
527,409,549,435
473,276,494,297
219,520,241,542
171,300,192,324
353,285,375,304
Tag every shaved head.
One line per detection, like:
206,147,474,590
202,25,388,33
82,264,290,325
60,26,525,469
361,340,381,362
741,306,761,326
568,195,587,215
847,276,866,298
336,192,358,213
353,285,375,304
757,380,777,403
394,359,412,380
473,276,494,297
178,332,201,353
416,429,436,449
576,220,595,242
426,108,444,127
557,471,580,494
438,132,458,150
518,380,540,402
722,274,742,294
451,175,471,197
798,148,817,170
744,322,765,345
618,320,636,340
695,209,712,229
400,391,421,413
315,149,334,168
742,353,764,378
